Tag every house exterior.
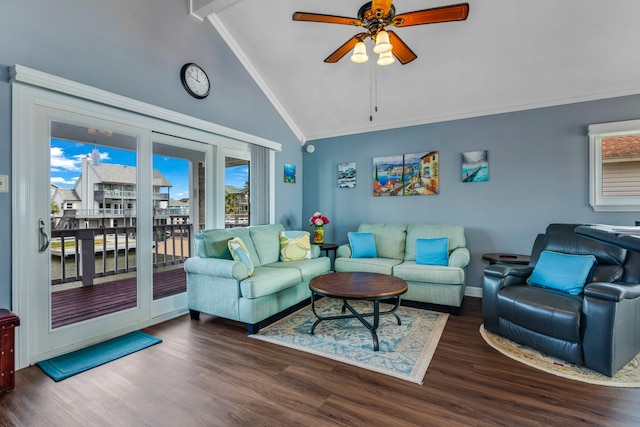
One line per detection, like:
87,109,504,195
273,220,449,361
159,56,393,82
52,155,175,229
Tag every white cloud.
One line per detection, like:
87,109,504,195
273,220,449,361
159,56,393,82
51,176,78,186
50,147,81,172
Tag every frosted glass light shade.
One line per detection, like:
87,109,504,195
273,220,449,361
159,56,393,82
350,41,369,63
373,30,392,54
377,50,395,66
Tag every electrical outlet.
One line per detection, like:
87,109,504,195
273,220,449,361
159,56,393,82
0,175,8,192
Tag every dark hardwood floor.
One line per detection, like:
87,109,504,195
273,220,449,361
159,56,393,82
1,297,638,426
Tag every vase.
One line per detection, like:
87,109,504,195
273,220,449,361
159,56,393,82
313,227,324,244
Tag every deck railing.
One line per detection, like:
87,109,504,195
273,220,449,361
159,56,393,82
51,224,192,286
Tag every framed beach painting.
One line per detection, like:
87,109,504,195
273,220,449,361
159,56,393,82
462,150,489,182
373,155,404,196
403,151,439,196
338,162,356,188
284,164,296,183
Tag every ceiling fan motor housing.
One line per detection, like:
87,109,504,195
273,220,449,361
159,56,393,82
358,2,396,36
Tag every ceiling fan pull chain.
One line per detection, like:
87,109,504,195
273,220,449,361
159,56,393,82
370,51,374,122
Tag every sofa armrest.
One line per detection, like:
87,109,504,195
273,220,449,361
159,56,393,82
583,282,640,302
184,257,249,281
310,245,321,258
449,247,470,268
337,243,352,258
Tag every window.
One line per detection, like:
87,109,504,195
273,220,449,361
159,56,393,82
225,156,249,228
589,119,640,211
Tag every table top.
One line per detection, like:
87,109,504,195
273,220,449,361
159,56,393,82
309,272,407,299
482,253,531,265
319,243,339,250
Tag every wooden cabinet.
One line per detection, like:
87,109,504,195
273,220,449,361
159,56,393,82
0,309,20,392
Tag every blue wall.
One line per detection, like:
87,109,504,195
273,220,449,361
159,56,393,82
303,95,640,291
0,0,303,308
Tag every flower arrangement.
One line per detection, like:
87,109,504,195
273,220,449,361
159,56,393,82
309,212,330,228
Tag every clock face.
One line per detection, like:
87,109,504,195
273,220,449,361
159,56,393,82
180,63,210,99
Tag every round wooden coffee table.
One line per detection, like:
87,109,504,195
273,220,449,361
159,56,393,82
309,272,408,351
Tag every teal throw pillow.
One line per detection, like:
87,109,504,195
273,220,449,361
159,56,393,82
348,232,378,258
228,237,254,276
416,237,449,266
528,250,596,295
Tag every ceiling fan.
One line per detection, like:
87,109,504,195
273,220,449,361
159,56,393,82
292,1,469,65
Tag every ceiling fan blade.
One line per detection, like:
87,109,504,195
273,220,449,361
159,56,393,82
371,0,393,17
387,31,417,65
292,12,363,26
324,34,367,63
392,3,469,27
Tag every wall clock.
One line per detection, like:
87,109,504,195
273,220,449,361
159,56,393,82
180,63,210,99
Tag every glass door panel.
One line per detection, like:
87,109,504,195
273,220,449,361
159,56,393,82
50,122,139,329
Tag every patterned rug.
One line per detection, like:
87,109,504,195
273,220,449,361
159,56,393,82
251,299,449,384
480,325,640,387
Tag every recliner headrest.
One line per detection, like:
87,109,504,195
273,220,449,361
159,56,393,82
543,224,626,266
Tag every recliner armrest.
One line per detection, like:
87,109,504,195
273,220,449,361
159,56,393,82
484,264,533,280
583,282,640,302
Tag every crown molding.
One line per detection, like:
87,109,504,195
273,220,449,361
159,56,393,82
9,64,282,151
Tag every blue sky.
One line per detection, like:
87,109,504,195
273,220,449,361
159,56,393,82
50,139,248,199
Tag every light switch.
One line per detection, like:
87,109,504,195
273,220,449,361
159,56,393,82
0,175,8,192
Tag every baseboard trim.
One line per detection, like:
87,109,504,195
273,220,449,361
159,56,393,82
465,286,482,299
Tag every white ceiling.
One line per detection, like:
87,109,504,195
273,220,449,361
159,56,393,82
191,0,640,143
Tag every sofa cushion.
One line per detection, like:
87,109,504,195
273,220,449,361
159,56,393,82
405,225,465,261
279,230,312,261
194,228,235,259
264,257,331,281
250,224,285,266
240,266,302,299
348,232,378,258
358,224,407,260
497,285,583,342
416,237,449,266
334,257,402,275
393,261,465,284
528,251,596,295
228,237,255,276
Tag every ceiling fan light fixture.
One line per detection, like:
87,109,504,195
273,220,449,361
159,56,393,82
373,30,392,54
350,41,369,63
377,50,395,66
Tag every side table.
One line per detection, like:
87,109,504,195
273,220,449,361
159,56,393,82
319,243,339,270
482,253,530,265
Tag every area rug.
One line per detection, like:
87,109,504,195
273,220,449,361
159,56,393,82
479,325,640,387
251,299,448,384
37,331,162,382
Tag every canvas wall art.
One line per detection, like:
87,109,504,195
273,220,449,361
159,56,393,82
373,151,439,196
461,150,489,182
338,162,356,188
284,164,296,183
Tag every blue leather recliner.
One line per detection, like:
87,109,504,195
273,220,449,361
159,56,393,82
482,223,640,377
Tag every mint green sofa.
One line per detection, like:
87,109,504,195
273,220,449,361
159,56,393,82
335,224,470,313
184,224,331,333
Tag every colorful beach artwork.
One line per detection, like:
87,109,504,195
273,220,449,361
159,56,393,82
284,164,296,183
338,162,356,188
373,152,439,197
461,150,489,182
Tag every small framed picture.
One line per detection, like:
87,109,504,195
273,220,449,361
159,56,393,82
462,150,489,182
284,164,296,183
338,162,356,188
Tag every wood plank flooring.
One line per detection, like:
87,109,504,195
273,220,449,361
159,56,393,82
1,297,639,426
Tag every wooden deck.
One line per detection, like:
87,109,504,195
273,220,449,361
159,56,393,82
51,267,186,328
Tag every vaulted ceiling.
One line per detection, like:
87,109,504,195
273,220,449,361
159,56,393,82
191,0,640,143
